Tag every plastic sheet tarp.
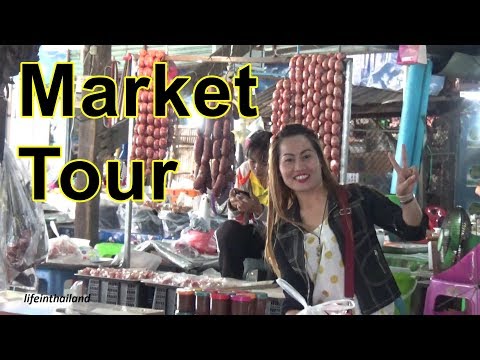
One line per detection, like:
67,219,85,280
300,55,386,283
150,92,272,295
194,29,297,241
117,203,163,235
348,52,445,96
0,144,48,290
135,240,218,271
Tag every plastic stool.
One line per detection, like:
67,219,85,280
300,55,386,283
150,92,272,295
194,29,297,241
35,268,76,296
423,278,479,315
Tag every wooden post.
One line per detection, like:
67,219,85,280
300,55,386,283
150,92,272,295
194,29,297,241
74,45,111,245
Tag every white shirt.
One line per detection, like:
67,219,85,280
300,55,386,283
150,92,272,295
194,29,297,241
303,219,394,315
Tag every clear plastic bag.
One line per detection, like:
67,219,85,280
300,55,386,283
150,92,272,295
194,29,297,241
276,278,356,315
47,236,84,263
297,300,356,315
117,203,163,235
0,144,48,288
175,229,217,255
158,210,190,239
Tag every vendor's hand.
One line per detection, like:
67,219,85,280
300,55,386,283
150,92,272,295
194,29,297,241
388,144,419,197
236,193,263,216
229,188,242,209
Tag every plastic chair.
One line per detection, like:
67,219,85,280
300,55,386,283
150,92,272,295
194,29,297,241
423,244,480,315
423,279,479,315
35,268,77,296
434,243,480,285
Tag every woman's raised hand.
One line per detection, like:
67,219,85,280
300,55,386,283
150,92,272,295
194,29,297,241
387,144,419,197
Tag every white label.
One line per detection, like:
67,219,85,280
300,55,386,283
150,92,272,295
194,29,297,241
346,173,359,184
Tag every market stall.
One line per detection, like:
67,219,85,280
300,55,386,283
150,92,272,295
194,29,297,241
0,46,356,315
7,45,479,315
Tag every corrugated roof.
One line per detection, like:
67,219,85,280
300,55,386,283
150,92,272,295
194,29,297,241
260,45,398,57
351,86,403,106
257,84,455,118
257,84,402,117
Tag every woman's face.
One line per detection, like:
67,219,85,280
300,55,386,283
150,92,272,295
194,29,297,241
278,135,323,194
249,149,268,181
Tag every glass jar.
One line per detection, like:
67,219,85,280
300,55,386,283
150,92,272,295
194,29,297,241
210,292,231,315
231,295,252,315
195,291,210,315
176,288,195,314
236,291,257,315
254,292,268,315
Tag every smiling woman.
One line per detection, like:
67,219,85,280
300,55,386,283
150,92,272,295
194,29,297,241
265,124,428,315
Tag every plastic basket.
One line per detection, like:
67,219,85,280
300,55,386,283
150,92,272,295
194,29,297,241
266,297,284,315
118,282,150,308
101,280,120,305
94,243,123,258
393,272,417,315
153,286,178,315
77,275,150,308
144,282,178,315
87,278,101,302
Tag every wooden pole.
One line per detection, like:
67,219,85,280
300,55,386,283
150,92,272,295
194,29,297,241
74,45,111,246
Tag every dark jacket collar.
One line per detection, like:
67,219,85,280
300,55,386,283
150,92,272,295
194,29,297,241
282,186,344,226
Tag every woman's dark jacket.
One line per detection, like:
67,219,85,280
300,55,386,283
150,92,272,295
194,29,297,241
273,184,428,315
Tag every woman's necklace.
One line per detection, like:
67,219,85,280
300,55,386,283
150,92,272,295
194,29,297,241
305,198,329,284
315,199,329,259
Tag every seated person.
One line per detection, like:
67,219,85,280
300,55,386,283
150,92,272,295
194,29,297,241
215,130,272,279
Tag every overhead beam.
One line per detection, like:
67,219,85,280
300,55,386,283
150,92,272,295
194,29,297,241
262,45,398,57
179,45,251,98
186,45,252,79
165,54,290,64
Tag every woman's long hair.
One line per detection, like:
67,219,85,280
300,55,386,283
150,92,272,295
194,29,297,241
265,124,339,277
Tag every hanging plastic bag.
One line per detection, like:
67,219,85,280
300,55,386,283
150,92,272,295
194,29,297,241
397,45,427,65
176,229,217,255
47,236,84,264
276,278,356,315
0,144,48,288
117,203,163,235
